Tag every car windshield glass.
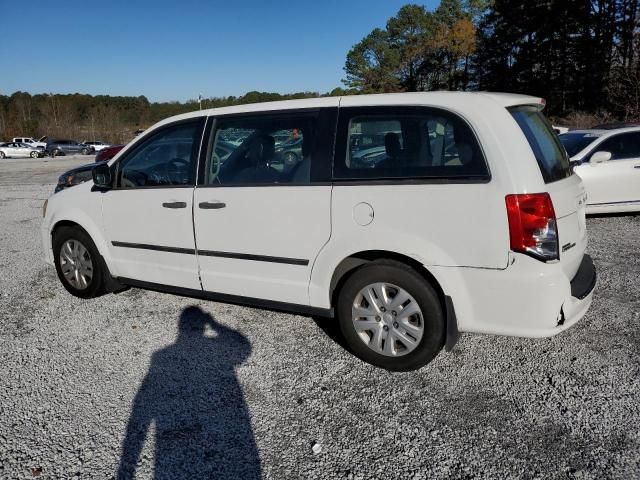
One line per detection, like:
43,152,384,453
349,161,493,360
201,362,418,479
510,106,572,183
559,133,600,157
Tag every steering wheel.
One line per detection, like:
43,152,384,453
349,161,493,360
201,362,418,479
166,158,191,184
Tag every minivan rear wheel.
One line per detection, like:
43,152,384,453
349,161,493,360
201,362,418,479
53,226,105,299
336,260,444,371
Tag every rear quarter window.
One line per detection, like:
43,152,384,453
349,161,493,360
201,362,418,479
333,106,489,181
510,106,572,183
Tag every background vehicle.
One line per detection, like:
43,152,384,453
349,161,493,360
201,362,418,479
54,162,99,192
46,140,95,156
0,142,45,158
95,144,124,162
82,141,111,152
12,137,47,149
42,92,595,371
559,126,640,213
274,136,303,167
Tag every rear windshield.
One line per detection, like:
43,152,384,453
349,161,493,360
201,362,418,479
510,106,572,183
558,132,600,157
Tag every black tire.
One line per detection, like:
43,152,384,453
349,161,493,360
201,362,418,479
81,148,89,155
0,151,5,159
53,226,105,299
283,151,298,166
336,260,445,371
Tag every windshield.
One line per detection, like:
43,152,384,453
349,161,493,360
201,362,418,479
510,106,572,183
558,132,601,157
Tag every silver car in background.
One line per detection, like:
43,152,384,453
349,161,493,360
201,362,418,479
0,142,45,159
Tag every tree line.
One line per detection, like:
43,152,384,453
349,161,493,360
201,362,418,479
345,0,639,122
0,91,326,143
1,0,638,142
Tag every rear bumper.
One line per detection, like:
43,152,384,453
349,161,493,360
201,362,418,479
430,253,596,338
570,254,596,300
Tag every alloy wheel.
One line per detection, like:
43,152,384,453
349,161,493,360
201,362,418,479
59,239,94,290
351,282,424,357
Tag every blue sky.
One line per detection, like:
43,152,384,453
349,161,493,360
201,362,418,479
1,0,438,102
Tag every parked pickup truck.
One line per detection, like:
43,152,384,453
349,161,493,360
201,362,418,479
12,137,48,149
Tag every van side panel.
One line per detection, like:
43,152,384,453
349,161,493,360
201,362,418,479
309,99,518,309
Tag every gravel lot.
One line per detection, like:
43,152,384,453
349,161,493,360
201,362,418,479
1,156,639,479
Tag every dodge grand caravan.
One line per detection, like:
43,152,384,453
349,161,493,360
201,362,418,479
41,92,596,371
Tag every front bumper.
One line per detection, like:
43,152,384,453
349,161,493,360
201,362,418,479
41,223,54,266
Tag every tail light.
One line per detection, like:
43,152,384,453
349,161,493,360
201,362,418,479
505,193,558,261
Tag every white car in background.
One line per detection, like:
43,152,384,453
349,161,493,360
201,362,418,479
559,125,640,213
0,142,45,158
12,137,48,149
82,141,111,152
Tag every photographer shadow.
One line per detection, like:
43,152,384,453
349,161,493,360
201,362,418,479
117,306,261,479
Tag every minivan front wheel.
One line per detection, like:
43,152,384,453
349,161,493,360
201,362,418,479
337,260,444,371
53,226,105,298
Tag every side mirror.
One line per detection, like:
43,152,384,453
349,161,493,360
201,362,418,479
92,162,112,189
590,151,611,165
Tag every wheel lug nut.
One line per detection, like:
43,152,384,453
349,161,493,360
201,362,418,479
392,311,397,316
393,322,399,329
383,325,389,331
380,307,386,312
375,316,381,321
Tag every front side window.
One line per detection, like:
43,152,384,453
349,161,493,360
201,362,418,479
205,114,317,185
592,132,640,160
118,121,202,188
510,106,572,183
334,108,488,180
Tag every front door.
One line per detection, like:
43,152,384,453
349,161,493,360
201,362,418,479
578,131,640,207
193,109,336,305
102,118,205,289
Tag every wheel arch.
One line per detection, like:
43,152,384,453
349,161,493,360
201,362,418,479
50,218,125,294
328,250,447,314
49,213,111,266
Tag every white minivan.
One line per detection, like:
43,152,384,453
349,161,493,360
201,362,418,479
41,92,596,371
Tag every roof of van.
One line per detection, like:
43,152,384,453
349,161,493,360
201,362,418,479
153,91,544,129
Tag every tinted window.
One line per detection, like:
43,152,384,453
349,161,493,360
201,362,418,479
592,132,640,160
559,132,601,157
334,108,487,180
205,114,317,185
118,121,201,188
510,106,572,183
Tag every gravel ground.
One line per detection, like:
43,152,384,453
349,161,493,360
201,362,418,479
0,157,639,479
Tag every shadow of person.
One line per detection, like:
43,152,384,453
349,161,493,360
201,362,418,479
117,306,261,479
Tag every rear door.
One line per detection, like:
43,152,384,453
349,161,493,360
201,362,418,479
192,109,336,305
102,118,205,289
576,132,640,207
510,106,586,279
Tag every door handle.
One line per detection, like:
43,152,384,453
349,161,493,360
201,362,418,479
162,201,187,209
199,201,226,209
634,165,640,169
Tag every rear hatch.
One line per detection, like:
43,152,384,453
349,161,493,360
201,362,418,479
510,106,587,280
